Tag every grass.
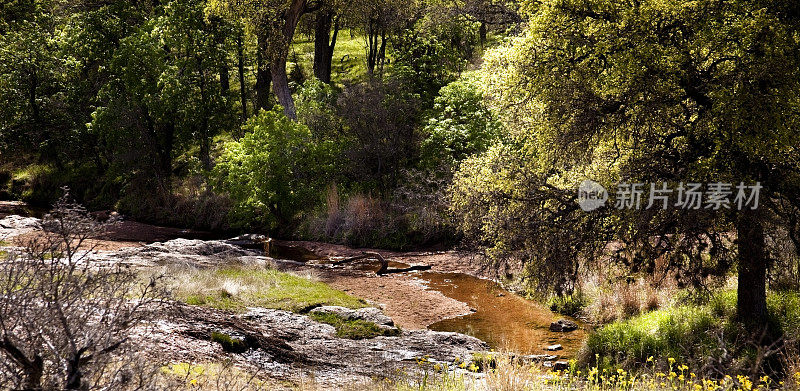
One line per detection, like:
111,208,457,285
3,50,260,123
547,292,588,317
161,361,284,390
378,354,799,391
210,331,248,353
582,289,800,375
308,312,400,339
170,265,367,313
291,29,379,86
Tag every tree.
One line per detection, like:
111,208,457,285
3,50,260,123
453,0,800,330
348,0,417,76
0,193,165,390
208,0,321,119
311,3,340,83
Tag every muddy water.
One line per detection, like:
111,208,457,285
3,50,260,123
421,272,586,357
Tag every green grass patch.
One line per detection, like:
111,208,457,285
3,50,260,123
291,29,393,86
308,312,399,339
210,331,247,353
582,289,800,374
171,266,367,312
548,292,588,317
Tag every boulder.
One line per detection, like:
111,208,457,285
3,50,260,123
546,344,563,351
0,215,40,229
553,361,570,371
549,319,578,332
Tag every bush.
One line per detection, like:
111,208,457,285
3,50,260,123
213,109,341,231
548,291,588,317
420,73,503,170
335,79,420,190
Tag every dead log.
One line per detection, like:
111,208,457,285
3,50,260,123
333,252,431,275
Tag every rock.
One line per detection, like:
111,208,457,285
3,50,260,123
546,344,563,351
229,307,488,378
226,234,269,251
0,215,40,229
549,319,578,332
0,215,40,238
309,306,397,332
518,354,558,363
553,361,570,371
88,238,264,267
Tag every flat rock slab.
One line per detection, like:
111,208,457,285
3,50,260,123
546,344,563,351
0,215,40,239
310,306,395,327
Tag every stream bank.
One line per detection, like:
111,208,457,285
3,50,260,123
0,208,588,385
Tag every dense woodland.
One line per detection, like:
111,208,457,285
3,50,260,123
2,0,800,388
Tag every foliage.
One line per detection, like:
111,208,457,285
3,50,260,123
391,27,467,102
420,73,503,169
171,265,367,312
452,0,800,324
548,291,588,317
213,109,340,230
335,78,421,190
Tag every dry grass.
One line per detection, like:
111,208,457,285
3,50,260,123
581,274,675,324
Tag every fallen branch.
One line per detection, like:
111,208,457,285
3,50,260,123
333,252,431,275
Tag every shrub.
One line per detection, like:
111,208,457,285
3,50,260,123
335,79,420,190
213,109,340,231
548,291,588,317
419,73,503,170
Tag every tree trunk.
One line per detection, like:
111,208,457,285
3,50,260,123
366,19,378,75
313,11,337,84
270,59,296,119
736,210,768,329
220,65,230,93
237,32,247,123
255,34,271,112
266,0,306,119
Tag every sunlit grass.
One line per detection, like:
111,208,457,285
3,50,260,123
583,289,800,374
291,29,393,86
169,265,367,312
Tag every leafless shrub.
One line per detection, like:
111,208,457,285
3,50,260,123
0,191,168,390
